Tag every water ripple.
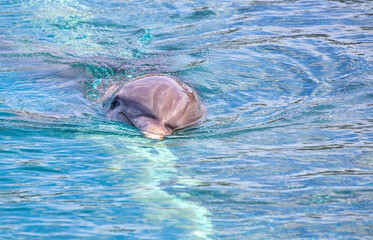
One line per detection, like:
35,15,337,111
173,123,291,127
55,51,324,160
1,0,373,239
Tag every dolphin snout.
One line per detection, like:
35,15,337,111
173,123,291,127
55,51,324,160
131,116,172,140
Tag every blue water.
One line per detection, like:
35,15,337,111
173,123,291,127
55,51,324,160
1,0,373,239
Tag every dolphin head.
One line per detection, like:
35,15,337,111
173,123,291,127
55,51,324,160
105,75,206,139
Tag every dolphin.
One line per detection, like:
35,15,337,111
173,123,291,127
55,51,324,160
105,74,206,139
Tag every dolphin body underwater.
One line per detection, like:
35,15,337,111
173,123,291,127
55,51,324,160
104,74,206,139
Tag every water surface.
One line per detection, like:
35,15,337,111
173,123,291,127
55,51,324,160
1,0,373,239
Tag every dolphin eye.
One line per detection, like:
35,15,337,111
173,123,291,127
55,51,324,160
110,99,120,109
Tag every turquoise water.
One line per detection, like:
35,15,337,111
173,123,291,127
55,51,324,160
1,0,373,239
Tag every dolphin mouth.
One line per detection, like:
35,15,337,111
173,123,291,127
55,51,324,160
118,112,131,124
119,112,171,140
137,119,172,140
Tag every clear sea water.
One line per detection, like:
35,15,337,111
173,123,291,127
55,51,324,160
1,0,373,239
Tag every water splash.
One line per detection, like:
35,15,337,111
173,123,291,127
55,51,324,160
138,28,153,46
133,28,154,58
